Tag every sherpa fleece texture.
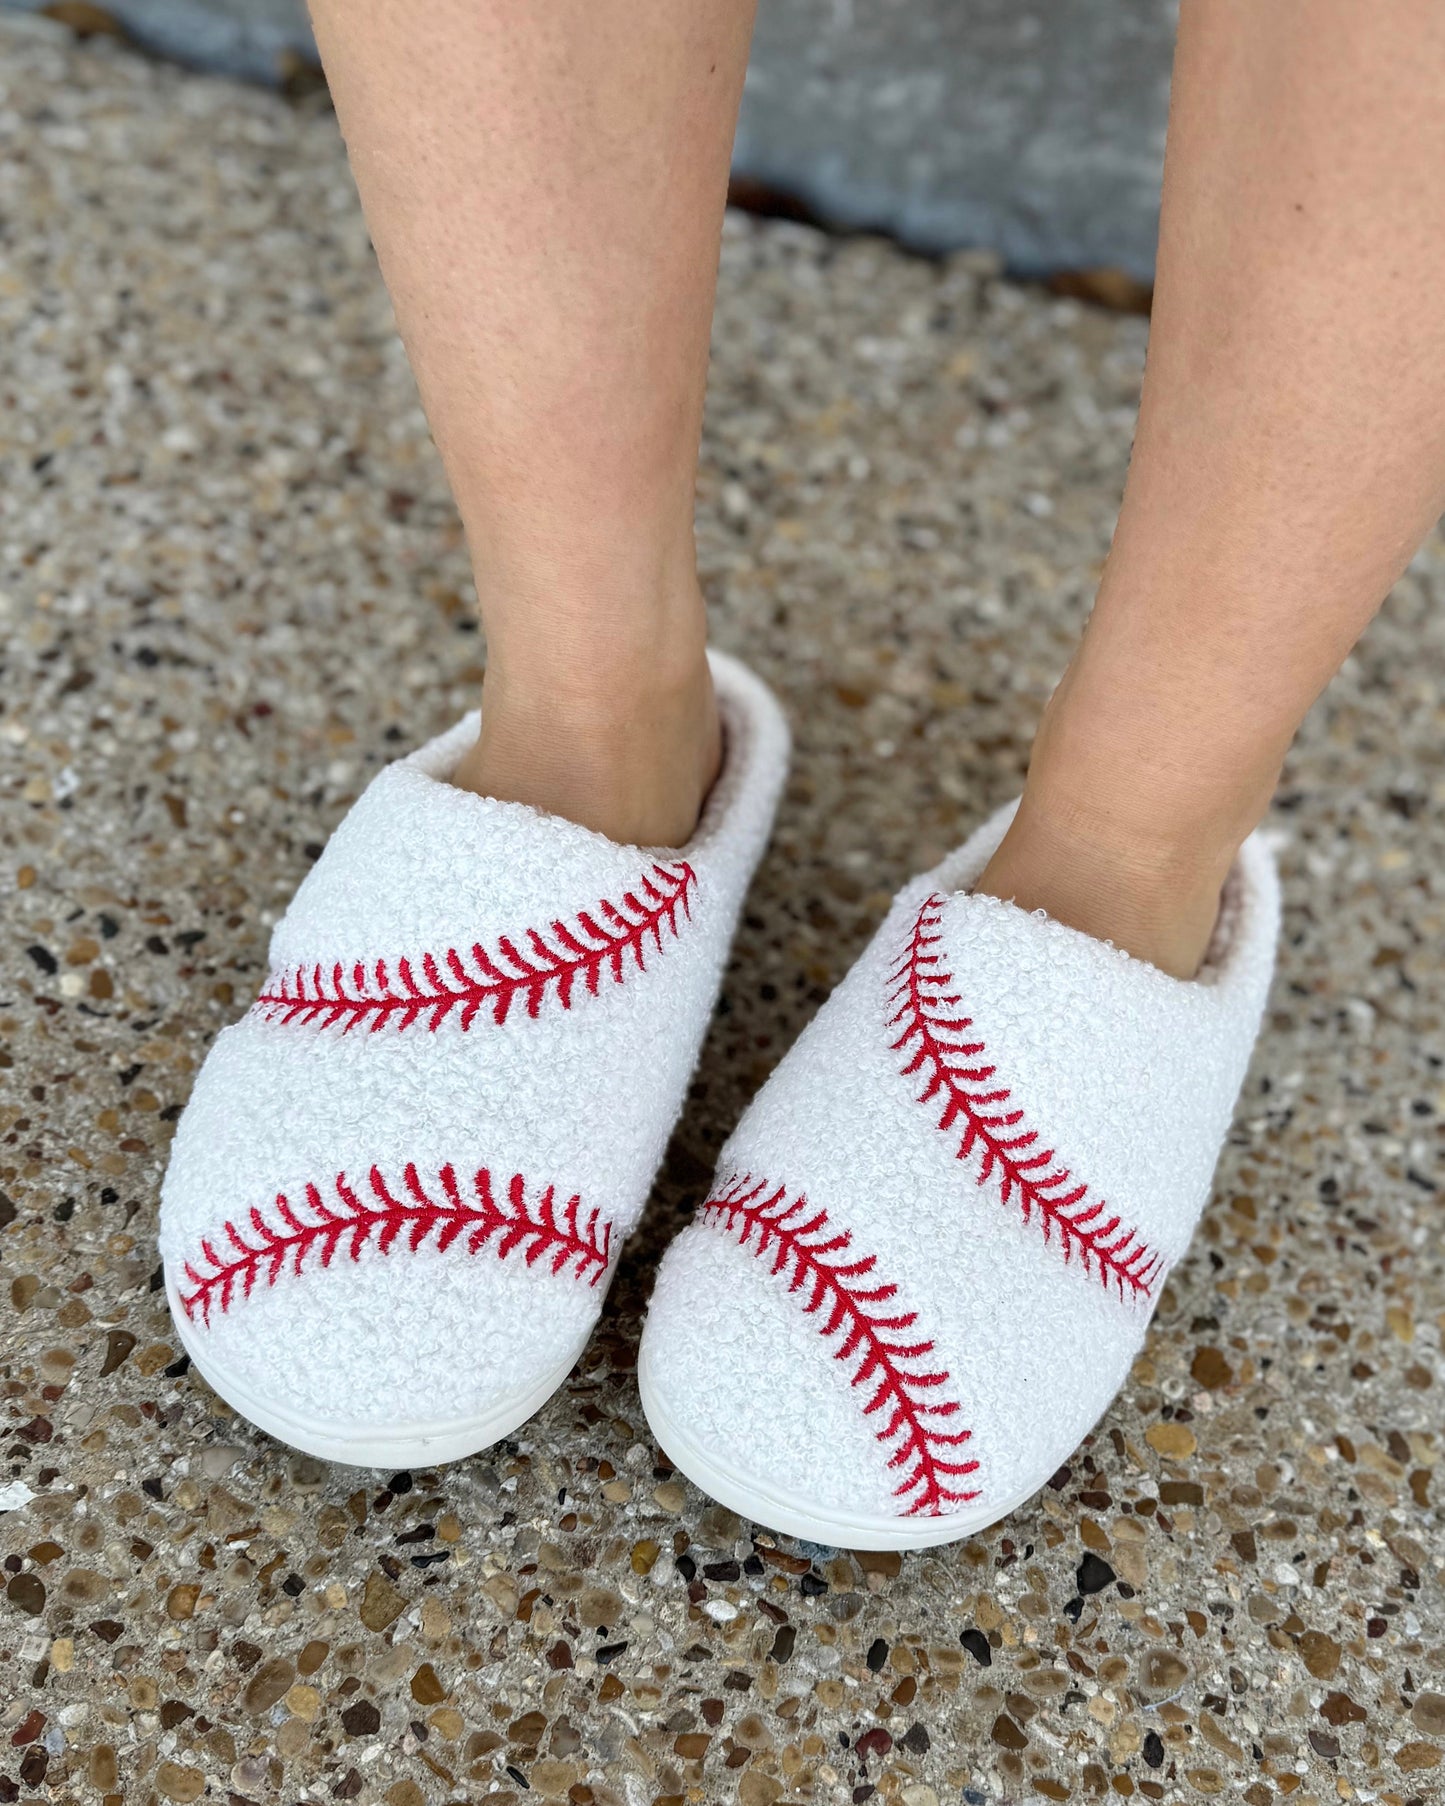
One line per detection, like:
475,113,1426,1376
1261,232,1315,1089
159,650,789,1453
641,802,1279,1535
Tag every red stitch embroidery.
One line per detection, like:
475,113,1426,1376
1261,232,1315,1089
701,1173,980,1517
254,860,697,1032
179,1161,612,1325
888,893,1163,1299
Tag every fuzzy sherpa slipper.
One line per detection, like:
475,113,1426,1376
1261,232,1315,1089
159,650,789,1467
639,802,1279,1549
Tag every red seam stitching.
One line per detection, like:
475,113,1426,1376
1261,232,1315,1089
252,859,697,1032
700,1172,981,1518
178,1160,613,1325
887,892,1164,1300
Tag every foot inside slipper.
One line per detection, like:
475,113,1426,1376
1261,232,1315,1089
639,801,1279,1549
159,650,789,1467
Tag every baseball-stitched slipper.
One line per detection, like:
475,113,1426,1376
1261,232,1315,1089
159,650,789,1467
639,802,1279,1549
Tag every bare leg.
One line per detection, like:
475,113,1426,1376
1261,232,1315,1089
306,0,755,846
977,0,1445,975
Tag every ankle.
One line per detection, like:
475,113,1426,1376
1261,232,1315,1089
974,790,1241,980
970,640,1284,975
452,630,720,848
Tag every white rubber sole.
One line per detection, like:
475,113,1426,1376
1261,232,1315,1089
639,1342,1047,1551
166,1270,588,1468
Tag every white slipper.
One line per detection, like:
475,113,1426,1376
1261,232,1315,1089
158,650,789,1468
639,802,1279,1549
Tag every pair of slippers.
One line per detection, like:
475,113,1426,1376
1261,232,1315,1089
160,652,1278,1550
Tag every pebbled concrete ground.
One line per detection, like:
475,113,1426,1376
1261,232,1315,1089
1,17,1443,1806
